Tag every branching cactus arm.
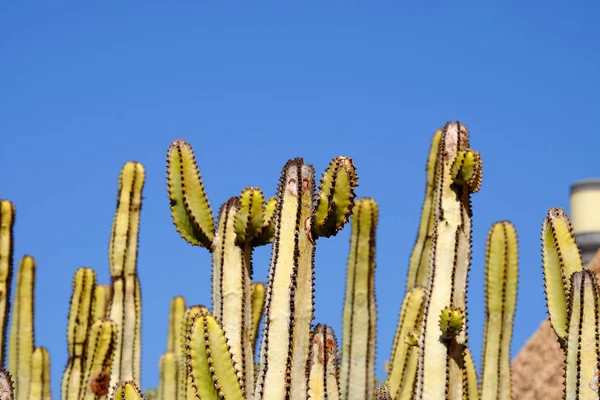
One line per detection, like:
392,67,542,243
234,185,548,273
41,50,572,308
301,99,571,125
179,305,208,400
307,324,341,400
81,319,118,400
0,201,15,368
416,122,482,400
481,222,518,400
250,282,266,353
340,198,378,400
28,347,51,400
8,255,35,400
542,208,584,346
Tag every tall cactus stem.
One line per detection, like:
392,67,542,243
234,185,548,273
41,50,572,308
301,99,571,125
307,324,341,400
480,222,518,400
81,319,118,400
340,198,378,400
250,282,266,353
8,255,35,400
157,352,178,400
29,347,51,400
0,200,15,368
108,162,144,388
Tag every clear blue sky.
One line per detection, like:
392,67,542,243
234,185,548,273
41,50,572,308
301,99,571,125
1,2,599,397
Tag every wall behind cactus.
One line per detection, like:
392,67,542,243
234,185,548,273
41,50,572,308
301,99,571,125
0,2,598,398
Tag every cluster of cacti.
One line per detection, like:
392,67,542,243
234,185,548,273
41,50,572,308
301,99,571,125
0,120,596,400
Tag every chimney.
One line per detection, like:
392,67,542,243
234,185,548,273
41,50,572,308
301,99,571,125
570,178,600,264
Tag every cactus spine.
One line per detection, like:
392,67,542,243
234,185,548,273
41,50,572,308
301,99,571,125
481,222,518,400
340,198,378,400
108,162,145,389
0,201,14,368
9,255,35,400
416,121,482,400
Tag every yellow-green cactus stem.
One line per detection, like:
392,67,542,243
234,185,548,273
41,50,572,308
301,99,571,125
0,367,14,400
307,324,341,400
110,381,144,400
463,348,479,400
564,270,600,400
250,282,266,353
187,311,243,400
311,156,358,239
415,122,481,400
340,198,378,400
179,305,208,400
81,319,118,400
92,284,111,322
157,352,178,400
439,307,464,340
481,221,518,400
253,197,277,247
166,139,215,248
235,188,266,244
8,255,35,400
62,267,97,400
386,287,427,399
143,390,156,400
0,200,15,367
29,347,51,400
542,207,584,346
108,162,144,388
405,129,442,292
394,345,420,400
167,296,186,354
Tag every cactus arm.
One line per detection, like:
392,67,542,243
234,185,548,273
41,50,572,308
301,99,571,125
250,282,266,353
386,287,427,398
307,324,341,400
340,198,378,400
564,270,600,400
406,130,442,291
29,347,51,400
92,285,111,322
166,140,215,248
111,381,144,400
253,197,277,247
167,296,186,354
542,208,584,345
187,312,243,400
81,319,118,400
0,201,15,367
416,122,481,400
255,159,306,400
62,268,97,400
463,348,479,400
395,345,420,400
178,305,208,400
157,352,178,400
311,157,358,239
235,188,265,244
108,162,144,388
481,222,518,400
8,255,35,400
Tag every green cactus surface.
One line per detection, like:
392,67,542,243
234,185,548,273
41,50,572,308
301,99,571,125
307,324,341,400
0,201,15,368
29,347,51,400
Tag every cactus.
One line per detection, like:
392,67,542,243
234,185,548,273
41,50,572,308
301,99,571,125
340,198,378,400
8,255,35,400
155,296,185,400
80,319,118,400
307,324,341,400
108,161,145,389
0,201,14,368
110,381,144,400
0,368,14,400
29,347,51,400
250,282,266,353
481,221,518,400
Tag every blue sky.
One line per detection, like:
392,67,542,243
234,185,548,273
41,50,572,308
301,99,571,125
1,1,599,397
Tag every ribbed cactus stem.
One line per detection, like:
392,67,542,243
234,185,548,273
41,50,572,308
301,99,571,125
250,282,266,353
8,255,35,400
481,222,518,400
463,348,479,400
307,324,341,400
167,296,186,354
81,319,117,400
108,162,144,388
564,270,600,400
340,198,378,400
405,130,442,291
62,267,97,400
92,285,111,322
0,368,14,400
386,287,427,399
29,347,51,400
416,122,482,399
0,200,15,368
179,305,208,400
187,311,243,400
542,208,584,346
157,352,178,400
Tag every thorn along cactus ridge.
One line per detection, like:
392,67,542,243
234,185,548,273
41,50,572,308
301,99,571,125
0,121,596,400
